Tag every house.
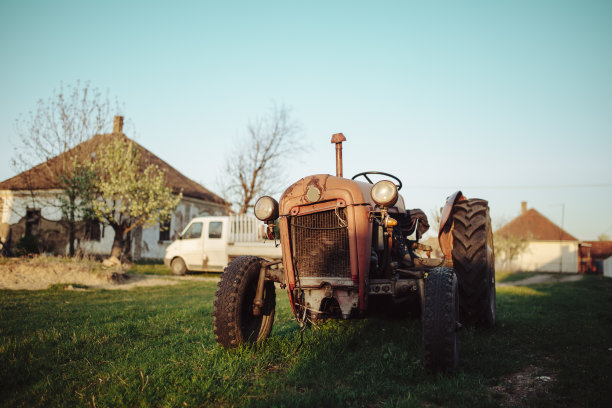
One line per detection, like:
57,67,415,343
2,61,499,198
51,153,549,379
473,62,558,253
580,241,612,277
0,116,228,259
495,202,587,273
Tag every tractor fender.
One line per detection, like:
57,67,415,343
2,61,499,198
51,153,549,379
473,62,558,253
438,191,466,259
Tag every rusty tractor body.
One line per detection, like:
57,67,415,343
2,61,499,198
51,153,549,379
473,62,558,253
213,134,496,371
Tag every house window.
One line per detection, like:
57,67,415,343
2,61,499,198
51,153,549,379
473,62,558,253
209,221,222,239
25,208,41,237
84,219,101,241
159,219,171,242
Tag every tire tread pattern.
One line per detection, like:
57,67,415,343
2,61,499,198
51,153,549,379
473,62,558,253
213,256,276,347
451,199,495,327
422,267,458,372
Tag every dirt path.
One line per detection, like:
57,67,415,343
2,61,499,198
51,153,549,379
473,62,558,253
2,257,584,291
0,257,217,290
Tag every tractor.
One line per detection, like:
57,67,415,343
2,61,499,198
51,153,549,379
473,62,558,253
213,133,496,371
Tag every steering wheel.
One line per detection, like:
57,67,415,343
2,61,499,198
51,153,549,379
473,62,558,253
351,171,403,191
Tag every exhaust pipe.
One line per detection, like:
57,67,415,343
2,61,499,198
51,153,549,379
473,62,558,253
331,133,347,178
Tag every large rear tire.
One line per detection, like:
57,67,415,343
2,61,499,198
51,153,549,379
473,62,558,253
213,256,276,347
451,199,496,328
422,267,459,372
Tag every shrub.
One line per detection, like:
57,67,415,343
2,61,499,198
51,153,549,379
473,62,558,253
13,234,41,256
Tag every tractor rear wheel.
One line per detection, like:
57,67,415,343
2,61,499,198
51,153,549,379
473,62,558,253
213,256,276,347
451,199,496,328
422,267,459,372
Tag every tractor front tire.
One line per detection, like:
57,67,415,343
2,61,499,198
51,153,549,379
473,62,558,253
422,267,459,372
451,198,496,328
213,256,276,347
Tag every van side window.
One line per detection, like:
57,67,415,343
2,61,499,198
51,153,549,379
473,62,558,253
184,222,202,239
209,221,222,239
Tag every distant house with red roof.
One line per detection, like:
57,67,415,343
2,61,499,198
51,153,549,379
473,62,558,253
0,116,228,259
580,240,612,277
496,202,585,273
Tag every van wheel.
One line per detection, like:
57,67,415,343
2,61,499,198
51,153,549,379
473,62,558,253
214,256,276,347
451,199,496,328
422,267,459,372
171,258,187,276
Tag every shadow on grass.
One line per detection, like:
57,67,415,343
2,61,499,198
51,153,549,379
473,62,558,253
246,277,612,408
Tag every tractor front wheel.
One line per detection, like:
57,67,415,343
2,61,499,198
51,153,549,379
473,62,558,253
421,267,459,372
213,256,276,347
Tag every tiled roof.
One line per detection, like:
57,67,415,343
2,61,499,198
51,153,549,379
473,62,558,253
0,133,227,205
496,208,577,241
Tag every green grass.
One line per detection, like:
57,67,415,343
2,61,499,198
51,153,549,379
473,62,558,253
128,261,172,275
496,271,541,283
1,277,611,407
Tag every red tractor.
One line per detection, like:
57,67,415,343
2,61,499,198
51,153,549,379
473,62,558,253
213,134,495,371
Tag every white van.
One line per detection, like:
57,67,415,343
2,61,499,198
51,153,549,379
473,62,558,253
164,215,281,274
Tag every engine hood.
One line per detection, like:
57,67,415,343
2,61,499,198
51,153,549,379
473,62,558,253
279,174,405,215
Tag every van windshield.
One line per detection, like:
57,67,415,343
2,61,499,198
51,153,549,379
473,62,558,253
183,222,203,239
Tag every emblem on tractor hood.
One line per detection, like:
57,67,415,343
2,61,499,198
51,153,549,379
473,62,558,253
306,185,321,202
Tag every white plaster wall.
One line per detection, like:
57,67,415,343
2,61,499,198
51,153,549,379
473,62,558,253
516,241,578,273
78,224,114,255
603,256,612,278
1,189,227,260
0,192,11,224
0,190,64,224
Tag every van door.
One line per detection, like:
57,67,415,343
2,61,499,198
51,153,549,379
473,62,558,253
203,220,228,270
180,221,204,268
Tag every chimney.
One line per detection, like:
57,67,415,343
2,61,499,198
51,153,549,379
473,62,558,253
113,115,124,134
521,201,527,214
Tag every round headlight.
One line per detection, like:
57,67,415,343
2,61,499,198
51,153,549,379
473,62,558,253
370,180,398,207
254,196,279,221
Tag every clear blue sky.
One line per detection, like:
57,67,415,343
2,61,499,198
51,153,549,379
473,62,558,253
1,0,611,240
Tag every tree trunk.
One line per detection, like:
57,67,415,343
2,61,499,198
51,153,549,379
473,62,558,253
110,225,132,261
68,203,75,257
123,230,132,259
110,225,126,259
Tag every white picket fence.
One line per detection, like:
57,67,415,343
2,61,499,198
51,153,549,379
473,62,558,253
228,214,266,242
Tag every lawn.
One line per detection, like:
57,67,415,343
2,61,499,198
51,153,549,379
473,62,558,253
1,273,611,407
496,271,541,283
128,261,172,275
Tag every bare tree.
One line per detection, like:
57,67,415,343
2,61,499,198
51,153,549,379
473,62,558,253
12,81,120,255
13,81,117,175
429,208,442,233
221,104,305,214
493,232,529,271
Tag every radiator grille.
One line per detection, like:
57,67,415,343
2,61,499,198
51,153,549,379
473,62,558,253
290,208,351,278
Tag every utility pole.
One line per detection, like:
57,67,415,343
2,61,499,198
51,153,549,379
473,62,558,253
552,203,565,273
